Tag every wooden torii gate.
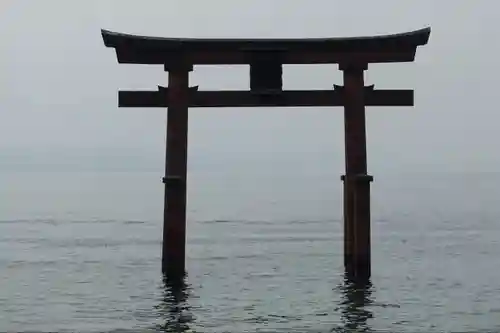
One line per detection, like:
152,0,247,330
101,27,430,281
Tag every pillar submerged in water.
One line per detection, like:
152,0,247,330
101,26,431,281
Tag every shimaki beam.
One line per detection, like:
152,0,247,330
101,27,430,281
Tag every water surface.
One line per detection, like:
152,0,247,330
1,170,500,332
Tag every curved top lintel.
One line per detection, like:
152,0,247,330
101,27,430,65
102,27,430,51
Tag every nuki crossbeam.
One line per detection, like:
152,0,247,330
101,27,431,281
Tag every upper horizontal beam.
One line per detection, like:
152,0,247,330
111,49,418,65
118,89,414,108
102,28,431,65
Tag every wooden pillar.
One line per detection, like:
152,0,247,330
162,62,192,278
340,63,373,281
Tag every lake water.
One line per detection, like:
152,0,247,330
1,168,500,332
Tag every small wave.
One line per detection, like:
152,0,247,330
123,220,146,225
198,219,274,225
4,237,161,248
71,219,150,225
0,218,60,225
287,219,340,225
198,219,341,226
0,219,151,225
190,253,270,261
5,259,61,267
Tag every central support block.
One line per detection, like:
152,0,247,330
249,51,284,94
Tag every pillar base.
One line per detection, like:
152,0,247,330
344,254,371,283
162,261,186,276
341,173,373,281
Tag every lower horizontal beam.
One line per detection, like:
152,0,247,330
118,89,413,108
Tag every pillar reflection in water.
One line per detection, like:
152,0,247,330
154,274,194,332
333,276,374,333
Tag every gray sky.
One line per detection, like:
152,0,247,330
0,1,497,174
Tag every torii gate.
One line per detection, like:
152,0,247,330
101,27,430,281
